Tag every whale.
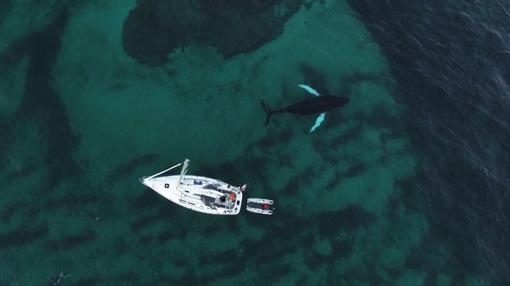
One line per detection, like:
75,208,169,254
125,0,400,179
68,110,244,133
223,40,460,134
261,84,349,132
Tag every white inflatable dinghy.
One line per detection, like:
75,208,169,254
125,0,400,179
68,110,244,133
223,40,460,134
246,198,274,215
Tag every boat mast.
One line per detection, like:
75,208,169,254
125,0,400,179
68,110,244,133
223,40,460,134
146,162,182,180
179,159,190,186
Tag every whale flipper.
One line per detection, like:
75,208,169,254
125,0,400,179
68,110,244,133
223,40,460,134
310,113,326,133
298,84,320,96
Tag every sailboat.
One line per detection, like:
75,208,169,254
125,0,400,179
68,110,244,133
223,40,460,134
139,159,245,215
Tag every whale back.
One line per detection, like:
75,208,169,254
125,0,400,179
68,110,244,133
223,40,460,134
284,95,349,115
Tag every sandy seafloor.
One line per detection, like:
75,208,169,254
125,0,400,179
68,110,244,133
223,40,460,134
0,1,494,285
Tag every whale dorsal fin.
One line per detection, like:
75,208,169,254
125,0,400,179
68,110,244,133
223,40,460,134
310,113,326,133
298,84,320,96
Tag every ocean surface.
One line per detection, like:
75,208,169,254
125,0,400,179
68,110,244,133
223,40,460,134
0,0,508,285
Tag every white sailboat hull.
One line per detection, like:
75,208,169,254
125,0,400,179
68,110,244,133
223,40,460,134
141,175,243,215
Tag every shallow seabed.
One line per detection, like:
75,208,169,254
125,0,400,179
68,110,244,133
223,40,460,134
0,0,493,285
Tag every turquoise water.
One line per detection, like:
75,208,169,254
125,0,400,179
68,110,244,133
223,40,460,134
0,1,496,285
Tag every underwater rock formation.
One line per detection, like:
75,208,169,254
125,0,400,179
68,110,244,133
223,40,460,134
122,0,202,66
0,0,70,53
0,55,29,119
122,0,303,65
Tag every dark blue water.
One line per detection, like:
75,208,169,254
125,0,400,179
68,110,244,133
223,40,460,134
349,0,510,284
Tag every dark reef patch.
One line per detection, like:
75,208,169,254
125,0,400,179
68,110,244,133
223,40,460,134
44,192,103,210
131,189,165,209
44,230,97,250
317,204,376,233
200,0,302,59
20,9,80,188
121,0,195,66
122,0,304,65
299,62,329,94
138,234,154,244
200,249,239,265
282,166,315,196
242,236,297,265
259,262,292,282
0,201,23,223
343,163,366,178
0,7,80,191
74,277,98,286
0,1,11,22
197,250,246,284
157,229,178,243
329,124,361,149
3,163,38,186
0,224,48,248
107,153,158,182
129,200,185,234
113,236,129,254
331,238,353,258
116,272,141,284
131,213,161,231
